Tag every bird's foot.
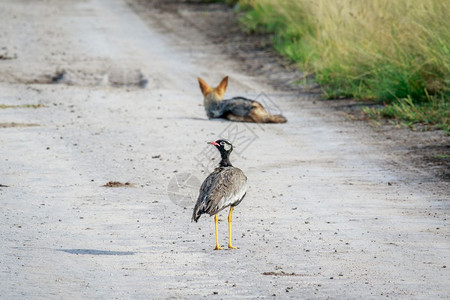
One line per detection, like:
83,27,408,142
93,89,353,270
214,245,223,250
228,244,237,249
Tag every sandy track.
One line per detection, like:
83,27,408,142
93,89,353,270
0,0,448,298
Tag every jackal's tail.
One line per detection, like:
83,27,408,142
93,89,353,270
263,114,287,123
250,103,287,123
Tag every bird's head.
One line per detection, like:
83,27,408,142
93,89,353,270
208,139,233,154
208,139,234,167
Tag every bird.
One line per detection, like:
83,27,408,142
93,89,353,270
192,139,247,250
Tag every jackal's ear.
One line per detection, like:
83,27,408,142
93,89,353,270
216,76,228,98
198,77,212,96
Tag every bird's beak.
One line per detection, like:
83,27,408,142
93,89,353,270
208,141,220,146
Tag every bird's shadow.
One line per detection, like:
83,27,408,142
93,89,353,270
56,248,135,256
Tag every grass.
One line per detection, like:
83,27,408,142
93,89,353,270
236,0,450,131
433,154,450,160
363,96,449,131
0,104,45,109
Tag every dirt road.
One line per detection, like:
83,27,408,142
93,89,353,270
0,0,448,298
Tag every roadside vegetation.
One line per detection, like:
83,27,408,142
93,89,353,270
0,104,45,109
229,0,449,131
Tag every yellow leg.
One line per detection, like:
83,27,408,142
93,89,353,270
214,214,223,250
228,206,237,249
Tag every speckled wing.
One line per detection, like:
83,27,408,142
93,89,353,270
205,167,247,215
192,167,247,222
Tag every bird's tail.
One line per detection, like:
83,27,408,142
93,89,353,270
191,202,204,222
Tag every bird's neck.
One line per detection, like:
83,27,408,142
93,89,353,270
219,151,232,167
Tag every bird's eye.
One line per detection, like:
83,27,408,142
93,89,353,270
220,142,224,146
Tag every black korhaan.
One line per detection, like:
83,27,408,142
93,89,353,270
192,139,247,250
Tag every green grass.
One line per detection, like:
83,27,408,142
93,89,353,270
236,0,450,130
0,104,45,109
363,96,449,131
434,154,450,160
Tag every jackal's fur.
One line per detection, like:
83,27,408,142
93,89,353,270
198,76,287,123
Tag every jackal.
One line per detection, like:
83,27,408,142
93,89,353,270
198,76,287,123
